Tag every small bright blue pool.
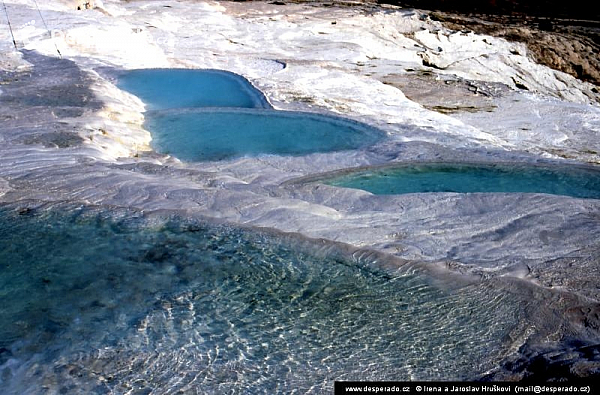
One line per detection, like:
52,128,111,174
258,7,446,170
323,162,600,199
0,204,530,392
118,69,385,161
117,68,270,110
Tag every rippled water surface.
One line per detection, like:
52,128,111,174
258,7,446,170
0,205,530,393
324,163,600,199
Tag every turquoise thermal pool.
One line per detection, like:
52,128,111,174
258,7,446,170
145,108,385,161
323,163,600,199
116,68,270,110
118,69,385,161
0,205,530,393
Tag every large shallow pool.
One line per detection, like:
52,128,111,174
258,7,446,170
0,204,530,393
322,162,600,199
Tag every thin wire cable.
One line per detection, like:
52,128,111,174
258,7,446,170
32,0,61,58
2,0,18,50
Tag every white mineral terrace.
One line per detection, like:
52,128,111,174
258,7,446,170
1,0,600,318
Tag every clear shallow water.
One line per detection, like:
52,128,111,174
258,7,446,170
145,108,385,161
0,205,529,393
116,69,270,110
324,163,600,199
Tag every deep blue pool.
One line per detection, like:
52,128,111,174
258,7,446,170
118,69,385,161
0,204,529,393
323,162,600,199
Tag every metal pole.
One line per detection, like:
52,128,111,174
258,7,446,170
2,0,18,50
33,0,62,58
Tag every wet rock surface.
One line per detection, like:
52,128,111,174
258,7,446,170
0,51,103,149
0,51,102,113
